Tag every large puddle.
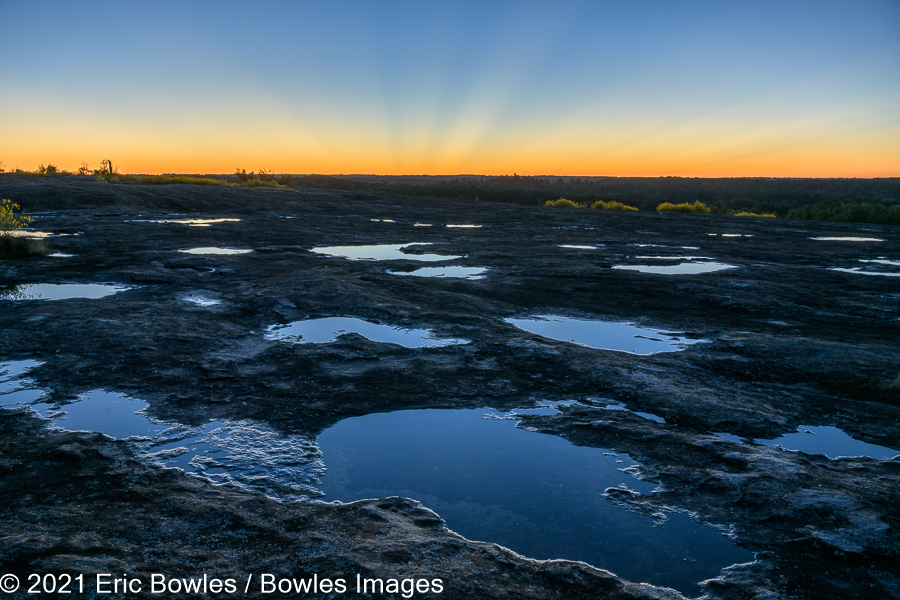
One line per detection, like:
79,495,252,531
266,317,469,347
318,408,753,596
613,262,737,275
506,315,701,354
388,266,488,280
310,243,461,262
756,426,899,460
0,283,130,301
1,361,752,596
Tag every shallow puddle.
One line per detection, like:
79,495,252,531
0,360,43,400
178,247,253,255
310,243,461,262
634,255,713,261
388,266,488,280
811,236,883,242
829,267,900,277
600,404,667,423
32,390,323,497
183,295,221,307
149,218,240,227
756,426,899,459
506,315,701,354
318,408,753,596
613,262,737,275
5,230,54,238
0,283,130,301
266,317,469,347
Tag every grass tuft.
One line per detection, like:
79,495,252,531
137,175,226,186
0,236,50,259
734,211,776,218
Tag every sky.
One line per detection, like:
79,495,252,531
1,0,898,177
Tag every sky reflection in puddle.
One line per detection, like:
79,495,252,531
28,390,323,498
506,315,701,354
318,408,753,596
388,266,488,279
0,283,130,301
149,218,240,227
756,426,899,459
829,267,900,277
178,247,253,255
310,243,461,262
266,317,469,347
613,262,737,274
811,236,883,242
183,295,221,307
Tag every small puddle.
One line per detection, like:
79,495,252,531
0,283,130,301
506,315,701,354
829,267,900,277
266,317,469,347
310,243,461,262
388,266,488,280
613,262,737,275
756,426,899,459
601,404,667,423
635,255,713,261
178,247,253,255
318,408,753,596
811,236,883,242
149,218,240,227
183,295,221,307
0,360,44,404
829,259,900,277
4,230,54,238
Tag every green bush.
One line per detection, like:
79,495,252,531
657,201,710,213
592,200,638,211
0,198,33,232
544,198,580,208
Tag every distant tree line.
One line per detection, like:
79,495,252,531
290,175,900,225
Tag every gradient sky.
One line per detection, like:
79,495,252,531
2,0,898,176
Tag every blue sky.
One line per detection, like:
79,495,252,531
2,0,898,175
